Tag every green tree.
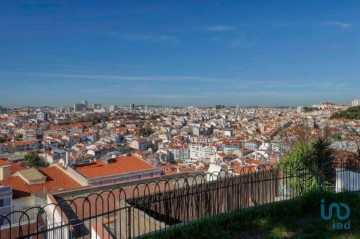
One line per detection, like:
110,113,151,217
282,136,334,196
331,106,360,119
303,107,316,112
14,133,23,141
24,152,46,167
139,127,152,137
0,134,7,143
150,115,159,120
282,141,315,196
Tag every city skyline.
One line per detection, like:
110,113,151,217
1,1,359,107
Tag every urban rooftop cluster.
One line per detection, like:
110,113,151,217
0,99,360,237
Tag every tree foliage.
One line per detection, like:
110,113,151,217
24,152,48,167
282,136,335,196
14,133,23,141
303,107,316,112
331,106,360,119
139,127,152,137
0,135,7,143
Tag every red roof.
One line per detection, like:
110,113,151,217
233,166,257,174
0,159,26,174
136,139,147,143
135,150,150,156
0,166,82,198
248,160,264,165
74,155,155,179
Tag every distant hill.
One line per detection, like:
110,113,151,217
331,106,360,119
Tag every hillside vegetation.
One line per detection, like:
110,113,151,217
331,106,360,120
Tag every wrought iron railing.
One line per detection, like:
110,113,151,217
0,159,359,239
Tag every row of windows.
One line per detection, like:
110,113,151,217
92,172,155,186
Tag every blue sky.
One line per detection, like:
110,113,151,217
0,0,359,107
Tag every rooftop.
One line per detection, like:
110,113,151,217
18,168,45,185
0,165,82,198
74,155,156,179
0,159,26,173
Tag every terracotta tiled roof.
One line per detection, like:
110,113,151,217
248,160,264,165
135,150,150,156
136,139,147,143
233,166,257,174
165,171,181,175
0,159,26,173
74,155,155,179
0,166,82,198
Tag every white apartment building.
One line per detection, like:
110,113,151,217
37,112,48,121
351,99,360,107
188,136,209,144
297,106,304,113
223,145,238,154
109,105,118,112
168,146,190,161
189,143,216,159
130,139,148,151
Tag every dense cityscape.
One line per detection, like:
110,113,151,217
1,84,360,235
1,99,360,204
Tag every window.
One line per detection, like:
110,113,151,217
137,175,142,179
0,199,4,207
150,173,154,177
126,177,130,181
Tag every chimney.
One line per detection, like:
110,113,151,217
0,165,11,181
66,151,69,165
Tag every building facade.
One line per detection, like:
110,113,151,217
351,99,360,107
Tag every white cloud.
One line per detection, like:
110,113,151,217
124,34,174,41
204,25,235,32
1,71,224,83
323,21,352,29
109,32,179,44
111,64,146,69
228,38,246,47
273,21,352,29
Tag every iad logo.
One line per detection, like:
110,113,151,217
320,199,351,230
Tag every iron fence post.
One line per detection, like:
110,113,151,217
128,207,132,239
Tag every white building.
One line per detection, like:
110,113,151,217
189,143,216,159
37,112,48,121
168,146,190,161
130,139,148,151
94,108,106,113
130,104,135,111
224,129,232,137
297,106,304,113
351,99,360,107
206,164,225,181
109,105,118,112
312,102,335,110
